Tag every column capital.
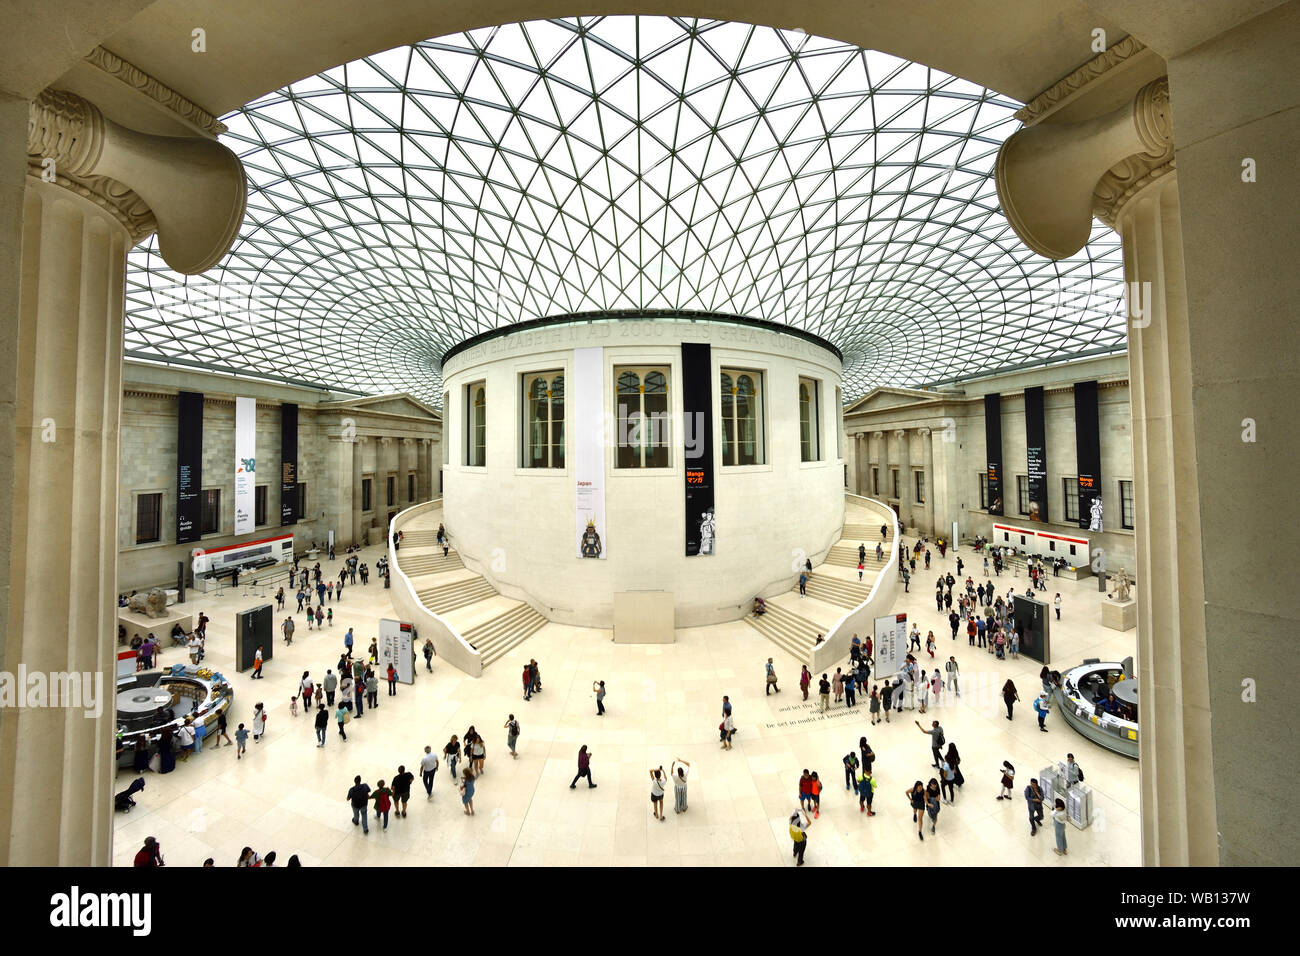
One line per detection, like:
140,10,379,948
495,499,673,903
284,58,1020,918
917,426,931,438
378,436,393,446
872,431,883,440
26,88,245,274
996,76,1172,259
893,428,908,440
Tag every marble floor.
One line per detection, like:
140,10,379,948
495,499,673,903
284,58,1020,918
112,538,1141,866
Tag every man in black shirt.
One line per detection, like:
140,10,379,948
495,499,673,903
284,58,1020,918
1025,779,1045,835
347,775,371,833
391,765,415,818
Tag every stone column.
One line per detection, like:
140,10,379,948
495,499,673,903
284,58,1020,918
351,436,368,544
401,438,416,504
0,88,244,865
870,431,883,498
918,426,935,535
998,73,1222,864
894,429,910,529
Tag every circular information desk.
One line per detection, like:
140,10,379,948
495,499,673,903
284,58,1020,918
1055,662,1139,759
115,665,234,770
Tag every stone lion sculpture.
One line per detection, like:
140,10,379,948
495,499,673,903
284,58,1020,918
129,587,170,619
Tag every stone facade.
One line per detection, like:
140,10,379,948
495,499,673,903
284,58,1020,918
117,362,441,591
844,354,1136,571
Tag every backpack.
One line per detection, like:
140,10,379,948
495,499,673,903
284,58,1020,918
935,728,945,748
510,721,520,737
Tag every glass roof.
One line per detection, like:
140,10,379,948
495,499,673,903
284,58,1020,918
123,16,1128,405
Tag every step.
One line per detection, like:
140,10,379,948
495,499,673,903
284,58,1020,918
794,575,872,608
416,576,497,612
825,547,890,569
843,524,891,540
744,601,828,665
467,604,549,667
398,550,465,574
399,530,440,546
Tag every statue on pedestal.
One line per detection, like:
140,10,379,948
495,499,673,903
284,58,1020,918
1114,568,1132,602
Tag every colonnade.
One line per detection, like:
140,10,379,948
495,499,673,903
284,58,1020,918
850,427,937,535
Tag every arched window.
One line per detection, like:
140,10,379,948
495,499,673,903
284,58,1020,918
465,382,486,466
616,366,670,468
721,368,765,465
523,371,564,468
799,377,820,462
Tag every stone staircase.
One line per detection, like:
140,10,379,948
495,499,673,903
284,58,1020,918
397,549,466,574
416,575,497,613
745,601,828,665
398,529,441,547
463,602,549,666
794,573,872,608
843,523,890,540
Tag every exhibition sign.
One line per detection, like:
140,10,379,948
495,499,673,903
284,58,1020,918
234,396,256,535
573,346,607,558
1012,593,1050,664
280,402,298,526
682,342,716,556
176,390,203,544
874,612,909,677
1074,380,1103,531
378,618,415,684
1025,385,1048,522
984,393,1003,515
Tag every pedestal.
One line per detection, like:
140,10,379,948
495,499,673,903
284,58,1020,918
612,591,675,643
1102,597,1137,631
117,609,194,647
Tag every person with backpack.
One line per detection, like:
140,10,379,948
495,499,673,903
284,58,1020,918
504,714,521,757
1064,753,1085,787
857,769,877,815
347,775,371,834
916,719,945,768
391,765,414,818
1034,693,1051,732
371,779,393,830
335,701,349,741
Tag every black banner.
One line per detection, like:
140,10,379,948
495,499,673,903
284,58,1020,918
984,393,1003,515
176,391,203,544
1074,380,1103,531
1025,385,1048,522
280,403,298,526
1012,593,1051,665
682,342,715,556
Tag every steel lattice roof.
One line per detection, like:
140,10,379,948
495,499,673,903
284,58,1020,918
123,16,1128,405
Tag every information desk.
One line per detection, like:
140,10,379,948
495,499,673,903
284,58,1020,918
1055,661,1138,759
114,666,234,770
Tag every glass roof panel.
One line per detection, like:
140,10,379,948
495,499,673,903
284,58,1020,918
124,16,1127,404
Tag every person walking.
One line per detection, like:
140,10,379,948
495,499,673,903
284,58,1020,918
1052,798,1069,855
857,768,876,815
808,771,823,818
234,722,249,759
322,669,337,706
444,736,460,782
671,759,690,814
939,755,957,805
765,658,780,694
789,809,812,865
720,711,736,750
214,709,232,748
458,768,476,815
344,628,354,658
313,704,328,747
916,719,945,769
907,781,927,840
1025,778,1045,835
295,588,305,612
1034,693,1051,732
944,656,961,697
504,715,521,757
881,680,893,723
392,765,414,818
366,671,380,710
347,776,371,834
800,665,812,701
335,701,349,740
522,663,533,700
997,761,1016,800
371,779,393,830
353,673,365,718
251,646,264,679
1053,592,1062,620
423,638,435,672
798,570,807,596
251,703,267,743
798,770,814,813
925,778,942,834
593,680,606,716
282,616,294,645
314,605,324,629
1002,679,1019,720
649,767,668,821
470,733,486,776
869,684,881,725
818,673,831,713
569,745,596,788
420,745,439,797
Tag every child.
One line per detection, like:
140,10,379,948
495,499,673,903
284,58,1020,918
290,695,298,717
235,723,249,759
809,771,823,819
858,770,876,815
327,581,334,601
857,561,865,582
997,760,1015,799
306,610,313,630
327,607,333,626
798,770,813,812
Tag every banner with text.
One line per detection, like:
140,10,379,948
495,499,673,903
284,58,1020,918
176,391,203,544
984,393,1004,515
682,342,716,555
874,612,909,677
234,396,256,535
1025,385,1048,522
1074,380,1103,531
280,403,298,526
573,346,607,558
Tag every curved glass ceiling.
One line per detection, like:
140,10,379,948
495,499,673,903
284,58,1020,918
124,16,1128,405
